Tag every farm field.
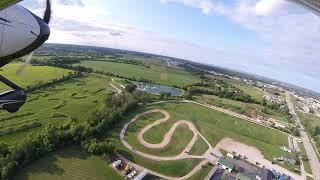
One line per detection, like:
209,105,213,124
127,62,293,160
0,74,114,146
76,60,200,87
14,146,122,180
107,102,290,177
0,63,73,91
198,95,289,122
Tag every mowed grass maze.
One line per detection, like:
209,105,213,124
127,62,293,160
76,60,200,87
0,73,114,145
14,146,123,180
0,63,74,91
107,102,290,177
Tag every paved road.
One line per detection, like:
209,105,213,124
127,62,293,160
286,92,320,179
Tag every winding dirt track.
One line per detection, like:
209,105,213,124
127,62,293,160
120,109,215,179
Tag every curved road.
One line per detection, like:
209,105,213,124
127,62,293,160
120,109,215,179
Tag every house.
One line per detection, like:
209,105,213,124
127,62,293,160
256,168,275,180
210,168,225,180
134,170,148,180
227,153,235,159
112,160,121,168
216,158,235,172
280,146,293,153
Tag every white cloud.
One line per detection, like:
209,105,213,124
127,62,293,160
160,0,214,14
255,0,286,16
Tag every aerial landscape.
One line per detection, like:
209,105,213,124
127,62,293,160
1,0,320,180
0,44,318,180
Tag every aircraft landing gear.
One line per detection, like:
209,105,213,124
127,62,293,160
0,75,26,113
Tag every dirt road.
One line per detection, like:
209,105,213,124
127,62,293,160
119,109,216,179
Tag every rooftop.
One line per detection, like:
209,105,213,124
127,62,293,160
218,158,235,170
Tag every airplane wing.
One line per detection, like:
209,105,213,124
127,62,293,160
0,0,22,10
290,0,320,15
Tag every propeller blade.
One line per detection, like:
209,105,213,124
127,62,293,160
43,0,51,24
16,52,34,75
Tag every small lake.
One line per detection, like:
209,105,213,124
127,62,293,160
133,82,184,97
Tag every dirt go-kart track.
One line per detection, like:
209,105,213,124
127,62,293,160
117,102,303,180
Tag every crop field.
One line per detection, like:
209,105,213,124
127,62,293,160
0,74,114,146
198,95,289,122
106,102,290,177
14,146,122,180
0,63,73,91
76,61,200,87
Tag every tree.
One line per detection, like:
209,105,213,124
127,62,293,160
0,142,9,157
125,84,137,93
262,98,267,106
313,126,320,137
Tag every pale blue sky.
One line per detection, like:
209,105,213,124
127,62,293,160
22,0,320,93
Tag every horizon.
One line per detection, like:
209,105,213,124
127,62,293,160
20,0,320,93
44,42,320,95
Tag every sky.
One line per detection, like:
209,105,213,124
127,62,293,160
20,0,320,93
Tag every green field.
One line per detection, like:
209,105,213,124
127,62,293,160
0,74,114,146
198,95,289,122
297,111,320,157
76,61,200,87
0,63,73,91
0,0,20,9
107,102,290,177
212,75,265,102
298,143,312,175
14,146,122,180
187,165,212,180
126,112,194,156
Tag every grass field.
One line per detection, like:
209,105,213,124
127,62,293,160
106,102,290,177
211,75,265,102
0,74,114,146
298,143,312,175
296,111,320,158
14,146,122,180
0,63,73,91
76,61,200,87
187,165,212,180
198,95,289,122
0,0,20,9
125,112,194,156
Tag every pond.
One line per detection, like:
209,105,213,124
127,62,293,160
133,82,184,97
